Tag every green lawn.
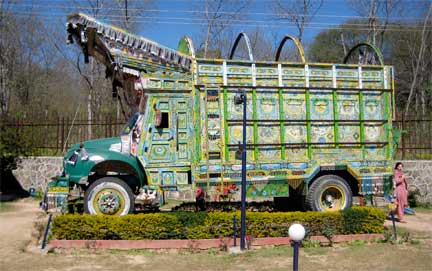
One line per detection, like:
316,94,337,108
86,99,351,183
0,201,16,213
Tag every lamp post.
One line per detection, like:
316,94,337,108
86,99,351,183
288,223,306,271
234,90,247,250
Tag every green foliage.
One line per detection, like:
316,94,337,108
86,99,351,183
348,240,366,246
410,239,421,245
341,206,386,234
391,127,408,159
173,211,207,227
414,153,432,160
0,117,33,171
308,20,366,63
0,201,17,213
302,240,321,248
52,214,183,240
52,207,386,240
0,116,34,194
413,204,432,210
383,230,394,243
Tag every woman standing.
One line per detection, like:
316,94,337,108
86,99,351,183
394,162,408,223
195,187,206,211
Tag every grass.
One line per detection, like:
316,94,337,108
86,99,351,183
303,247,328,256
347,240,366,246
413,206,432,213
0,201,17,213
247,245,293,258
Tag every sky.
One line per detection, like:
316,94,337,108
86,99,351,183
5,0,431,51
144,0,356,47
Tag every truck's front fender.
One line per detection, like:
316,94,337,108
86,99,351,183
67,151,145,186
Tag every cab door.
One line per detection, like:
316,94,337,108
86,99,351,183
146,96,191,164
173,97,190,162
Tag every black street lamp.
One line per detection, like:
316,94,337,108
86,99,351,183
234,90,247,250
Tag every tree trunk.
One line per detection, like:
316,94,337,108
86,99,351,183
404,5,431,117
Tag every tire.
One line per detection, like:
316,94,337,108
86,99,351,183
84,177,135,215
307,175,352,212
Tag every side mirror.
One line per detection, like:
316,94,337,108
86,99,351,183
154,109,162,127
80,143,89,161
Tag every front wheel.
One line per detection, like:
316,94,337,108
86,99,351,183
307,175,352,212
84,177,135,215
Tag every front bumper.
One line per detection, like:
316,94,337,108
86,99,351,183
40,175,70,213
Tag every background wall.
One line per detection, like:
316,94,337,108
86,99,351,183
12,157,63,192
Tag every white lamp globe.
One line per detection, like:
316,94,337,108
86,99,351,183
288,223,306,241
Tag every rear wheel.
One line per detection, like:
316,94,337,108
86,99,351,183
84,177,135,215
307,175,352,212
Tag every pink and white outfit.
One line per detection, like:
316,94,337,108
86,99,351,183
394,169,408,221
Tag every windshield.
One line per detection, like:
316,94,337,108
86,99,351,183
121,113,140,135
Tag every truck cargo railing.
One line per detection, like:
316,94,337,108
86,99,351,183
197,85,393,92
226,120,388,123
226,142,388,148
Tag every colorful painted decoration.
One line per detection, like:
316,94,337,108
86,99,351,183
51,14,395,214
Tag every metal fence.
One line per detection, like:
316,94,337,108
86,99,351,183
3,116,432,159
392,115,432,160
3,117,125,155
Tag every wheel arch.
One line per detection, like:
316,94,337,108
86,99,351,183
88,159,147,191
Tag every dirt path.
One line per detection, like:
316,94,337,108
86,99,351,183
384,210,432,237
0,199,431,271
0,199,41,252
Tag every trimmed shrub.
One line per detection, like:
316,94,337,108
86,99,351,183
51,207,386,240
341,206,387,234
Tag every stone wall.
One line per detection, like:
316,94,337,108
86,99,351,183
12,157,63,192
400,160,432,205
12,157,432,204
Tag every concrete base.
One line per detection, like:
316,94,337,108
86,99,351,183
228,246,245,254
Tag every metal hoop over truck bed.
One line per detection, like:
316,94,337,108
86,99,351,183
44,13,395,214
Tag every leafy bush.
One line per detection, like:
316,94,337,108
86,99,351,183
341,206,386,234
51,207,386,240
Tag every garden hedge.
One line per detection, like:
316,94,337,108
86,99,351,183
51,206,386,240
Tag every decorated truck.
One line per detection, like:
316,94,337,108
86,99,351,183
43,13,395,215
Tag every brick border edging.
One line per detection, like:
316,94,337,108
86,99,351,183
49,234,383,250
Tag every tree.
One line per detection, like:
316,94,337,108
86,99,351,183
349,0,401,49
0,1,15,115
248,28,278,61
272,0,323,42
309,18,432,118
62,0,157,137
0,115,33,196
308,20,369,63
1,1,67,118
196,0,251,58
402,5,432,117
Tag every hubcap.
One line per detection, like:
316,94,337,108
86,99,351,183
94,189,125,215
319,185,345,211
